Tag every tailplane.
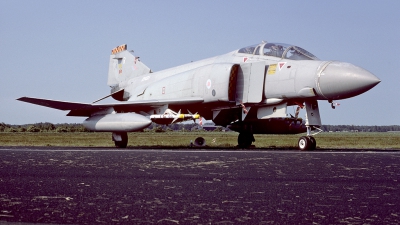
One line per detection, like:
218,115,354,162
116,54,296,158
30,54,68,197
107,44,151,87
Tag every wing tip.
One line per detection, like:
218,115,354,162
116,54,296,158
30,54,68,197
16,97,28,101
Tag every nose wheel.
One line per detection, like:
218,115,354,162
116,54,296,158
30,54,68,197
298,136,316,151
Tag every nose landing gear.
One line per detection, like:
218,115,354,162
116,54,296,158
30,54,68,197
298,101,322,151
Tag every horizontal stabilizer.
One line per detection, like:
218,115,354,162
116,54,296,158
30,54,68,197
92,89,125,103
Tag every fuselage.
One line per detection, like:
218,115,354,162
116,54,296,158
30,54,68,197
116,42,380,122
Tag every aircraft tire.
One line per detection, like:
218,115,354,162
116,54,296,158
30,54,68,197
194,137,206,147
298,136,310,151
238,133,253,148
308,136,316,150
114,132,128,148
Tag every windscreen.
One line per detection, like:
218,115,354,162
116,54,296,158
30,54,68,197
238,42,319,60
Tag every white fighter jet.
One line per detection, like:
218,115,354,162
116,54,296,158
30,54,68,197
18,42,380,150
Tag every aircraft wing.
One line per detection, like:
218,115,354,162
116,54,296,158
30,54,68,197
17,97,204,117
17,97,91,110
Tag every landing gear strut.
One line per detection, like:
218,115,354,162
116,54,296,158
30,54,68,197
113,132,128,148
238,132,254,148
297,101,322,151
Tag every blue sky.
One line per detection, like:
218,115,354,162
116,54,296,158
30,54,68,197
1,1,399,125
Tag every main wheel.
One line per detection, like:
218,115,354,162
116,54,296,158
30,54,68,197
238,133,254,148
114,132,128,148
298,136,310,151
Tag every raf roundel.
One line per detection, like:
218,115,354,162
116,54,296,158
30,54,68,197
206,79,212,89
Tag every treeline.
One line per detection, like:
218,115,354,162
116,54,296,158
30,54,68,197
1,122,399,133
321,125,400,132
0,122,216,133
0,123,89,133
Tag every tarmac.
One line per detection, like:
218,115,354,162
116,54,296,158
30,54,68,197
0,147,399,224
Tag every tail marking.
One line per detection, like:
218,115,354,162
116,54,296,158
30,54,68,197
111,44,127,54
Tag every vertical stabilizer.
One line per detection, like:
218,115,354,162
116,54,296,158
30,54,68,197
107,44,151,87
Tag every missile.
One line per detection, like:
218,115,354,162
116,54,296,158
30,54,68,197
150,113,200,125
83,113,151,132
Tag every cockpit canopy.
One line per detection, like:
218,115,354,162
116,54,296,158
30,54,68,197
238,42,319,60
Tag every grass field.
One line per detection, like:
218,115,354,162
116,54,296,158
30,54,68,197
1,132,399,149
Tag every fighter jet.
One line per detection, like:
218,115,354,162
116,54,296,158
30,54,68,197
18,42,380,150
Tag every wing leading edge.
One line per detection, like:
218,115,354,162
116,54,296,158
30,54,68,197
17,97,204,117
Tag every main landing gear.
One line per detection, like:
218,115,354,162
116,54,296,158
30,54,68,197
237,132,255,148
112,132,128,148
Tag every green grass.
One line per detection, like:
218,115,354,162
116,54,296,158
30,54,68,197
0,132,399,149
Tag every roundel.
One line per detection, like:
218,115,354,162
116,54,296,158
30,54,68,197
206,79,212,89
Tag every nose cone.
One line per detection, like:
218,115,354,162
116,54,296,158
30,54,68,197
317,61,380,100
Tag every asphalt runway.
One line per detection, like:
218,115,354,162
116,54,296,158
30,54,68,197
0,147,399,224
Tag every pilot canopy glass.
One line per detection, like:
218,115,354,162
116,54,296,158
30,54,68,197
238,42,318,60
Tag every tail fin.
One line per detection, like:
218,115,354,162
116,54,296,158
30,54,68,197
107,44,151,87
